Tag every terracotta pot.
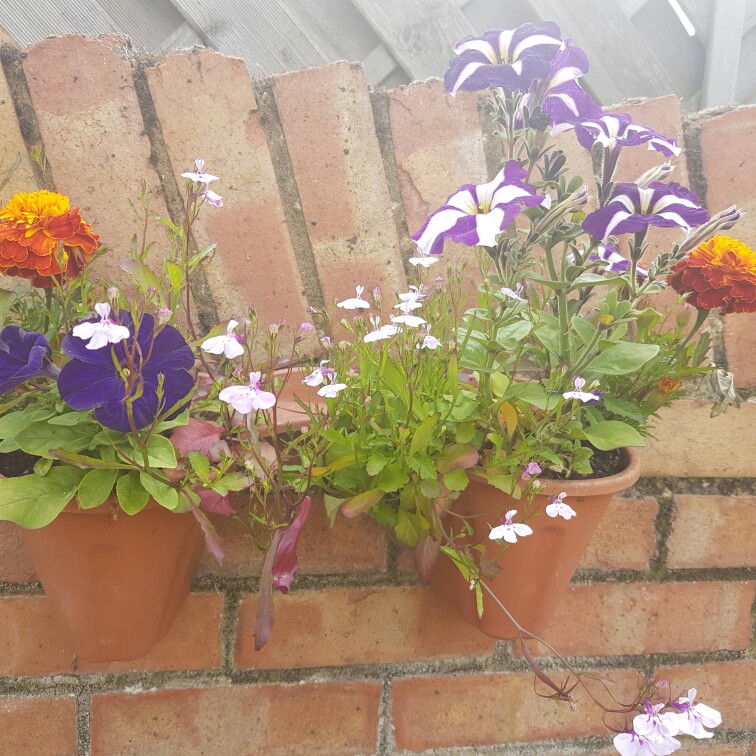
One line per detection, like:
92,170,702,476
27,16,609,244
431,448,641,639
20,499,204,662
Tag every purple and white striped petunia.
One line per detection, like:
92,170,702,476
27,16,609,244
524,45,602,127
582,182,709,241
568,113,681,158
412,161,548,255
444,23,563,96
569,243,649,279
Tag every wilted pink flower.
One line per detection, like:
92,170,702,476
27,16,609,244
272,496,312,593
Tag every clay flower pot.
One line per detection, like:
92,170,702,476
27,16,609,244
21,499,204,662
431,448,641,639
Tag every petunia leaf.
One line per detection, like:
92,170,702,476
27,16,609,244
116,471,150,515
0,466,84,528
77,468,119,509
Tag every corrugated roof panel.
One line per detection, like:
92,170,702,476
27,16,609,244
1,0,115,46
96,0,192,50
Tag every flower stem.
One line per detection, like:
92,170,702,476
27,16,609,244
682,307,710,347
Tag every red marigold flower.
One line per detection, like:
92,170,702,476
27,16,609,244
0,190,100,288
668,235,756,314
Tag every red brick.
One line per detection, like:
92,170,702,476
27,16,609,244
640,400,756,477
723,312,756,389
91,682,380,755
529,581,754,656
656,661,756,730
198,493,386,576
235,585,495,669
580,496,658,570
392,668,639,751
145,49,309,328
0,696,77,756
0,521,37,582
388,80,486,277
0,593,220,675
273,63,407,307
668,495,756,568
22,36,169,286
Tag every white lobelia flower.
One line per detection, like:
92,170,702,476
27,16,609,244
364,315,402,343
391,302,427,328
613,730,678,756
408,249,440,267
72,303,131,351
489,509,533,544
181,159,223,206
417,326,442,350
302,360,335,386
395,285,426,311
201,319,245,359
545,491,576,519
563,376,602,405
219,371,277,414
500,283,526,302
633,701,680,753
671,689,721,739
317,375,347,398
337,285,370,310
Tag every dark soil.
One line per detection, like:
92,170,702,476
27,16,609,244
0,451,40,478
540,447,625,481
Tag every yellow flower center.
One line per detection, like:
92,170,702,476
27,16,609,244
0,190,71,225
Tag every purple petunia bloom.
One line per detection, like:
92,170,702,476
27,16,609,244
523,44,602,127
58,313,194,433
412,160,548,255
0,326,57,394
569,242,649,279
444,23,563,96
570,113,681,158
582,182,709,241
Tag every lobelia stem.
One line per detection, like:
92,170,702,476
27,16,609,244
543,242,570,364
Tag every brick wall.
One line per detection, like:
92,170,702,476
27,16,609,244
0,34,754,756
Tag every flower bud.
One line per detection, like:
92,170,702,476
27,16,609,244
679,205,744,254
636,162,674,188
157,307,172,325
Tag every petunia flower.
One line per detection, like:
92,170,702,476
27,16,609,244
201,319,245,359
569,243,649,279
302,360,335,386
337,285,371,310
669,688,721,739
489,509,533,543
317,375,347,398
0,190,100,288
523,44,602,127
668,235,756,314
563,376,602,405
412,160,547,256
444,23,563,96
546,491,576,519
364,315,402,343
569,113,680,158
70,303,131,351
582,182,709,242
219,371,276,414
0,326,57,394
58,313,194,432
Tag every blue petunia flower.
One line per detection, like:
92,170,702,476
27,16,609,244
0,325,57,394
58,313,194,432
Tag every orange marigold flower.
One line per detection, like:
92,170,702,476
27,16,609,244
0,190,100,288
668,235,756,314
657,377,682,395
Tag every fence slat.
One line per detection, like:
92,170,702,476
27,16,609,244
702,0,746,107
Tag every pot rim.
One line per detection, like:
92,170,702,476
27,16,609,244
467,446,642,498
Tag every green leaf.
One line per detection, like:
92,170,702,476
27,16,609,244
16,422,95,458
436,443,478,473
483,473,517,495
323,494,346,527
188,451,210,481
0,466,84,528
587,342,660,375
47,412,92,426
395,509,425,548
376,462,410,493
126,434,177,469
443,468,469,492
341,488,384,517
116,471,150,515
409,413,439,456
33,456,53,476
49,449,132,470
602,397,647,423
77,468,119,509
582,421,646,451
139,473,179,510
371,502,399,527
572,272,625,287
494,320,532,349
419,478,441,499
502,382,549,409
0,406,55,438
365,453,390,477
